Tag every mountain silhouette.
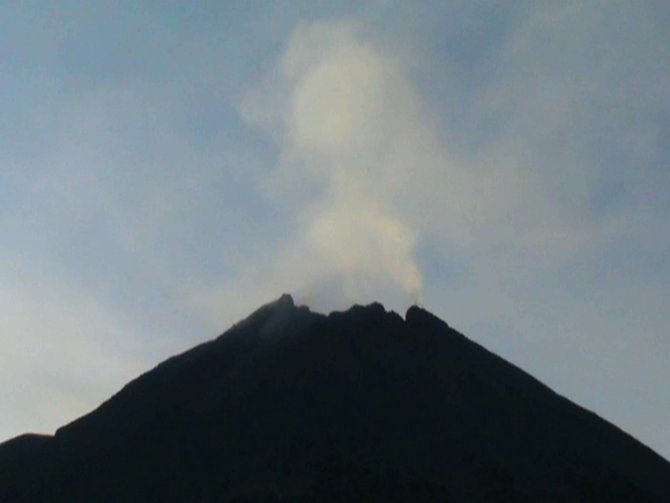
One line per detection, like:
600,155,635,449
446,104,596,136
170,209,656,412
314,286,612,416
1,294,669,501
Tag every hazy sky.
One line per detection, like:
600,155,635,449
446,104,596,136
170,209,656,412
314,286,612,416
2,1,669,458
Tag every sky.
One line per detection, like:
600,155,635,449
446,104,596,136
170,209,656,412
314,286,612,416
1,1,669,458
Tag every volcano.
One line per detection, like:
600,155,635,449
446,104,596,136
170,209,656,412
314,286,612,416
1,295,669,501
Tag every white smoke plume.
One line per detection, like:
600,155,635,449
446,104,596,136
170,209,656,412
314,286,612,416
239,21,462,309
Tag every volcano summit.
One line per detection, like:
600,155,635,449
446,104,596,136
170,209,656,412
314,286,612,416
1,295,669,501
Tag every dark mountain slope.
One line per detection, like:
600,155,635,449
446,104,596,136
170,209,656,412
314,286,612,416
1,295,669,501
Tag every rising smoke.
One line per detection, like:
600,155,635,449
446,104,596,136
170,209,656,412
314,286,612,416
240,21,448,310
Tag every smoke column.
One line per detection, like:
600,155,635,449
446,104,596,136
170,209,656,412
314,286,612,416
240,21,459,310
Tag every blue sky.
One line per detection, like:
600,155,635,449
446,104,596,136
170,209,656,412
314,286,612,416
1,1,669,458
